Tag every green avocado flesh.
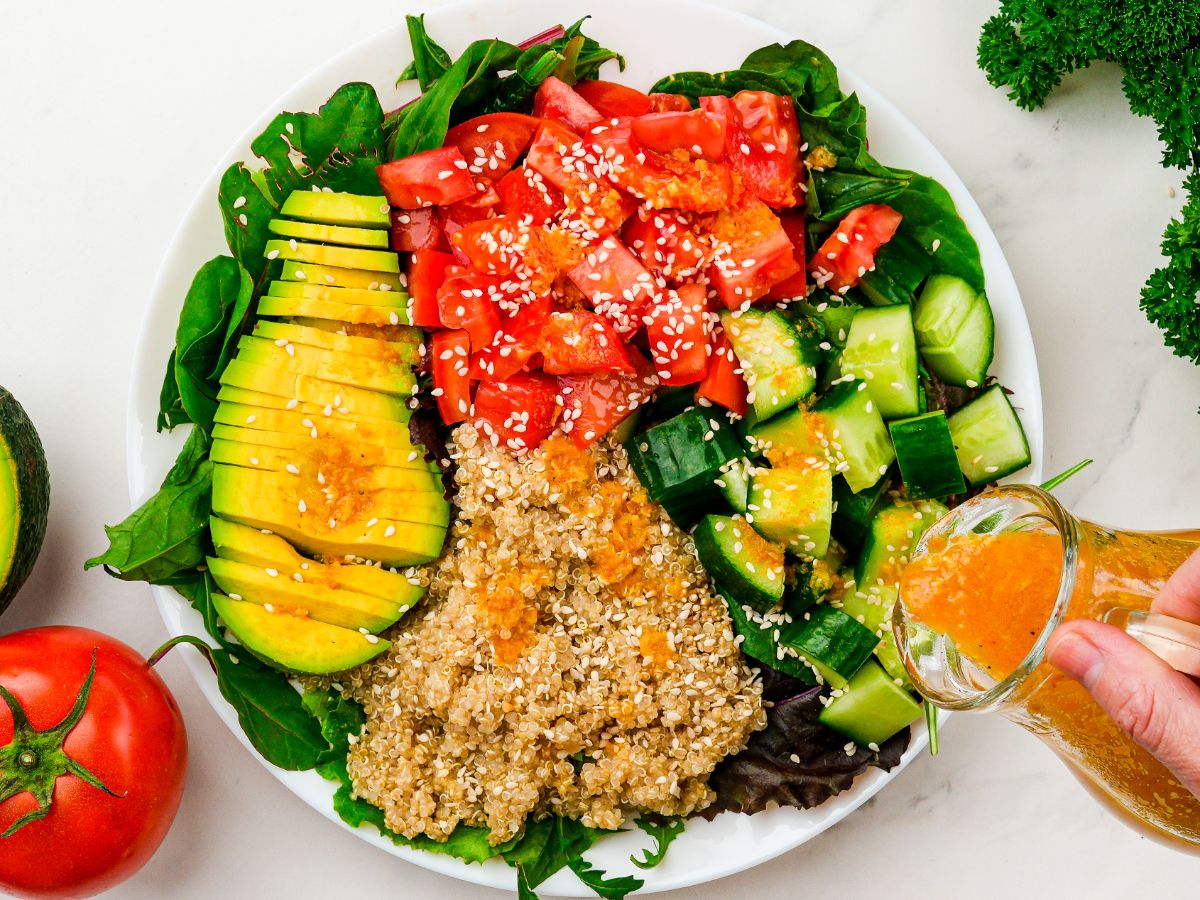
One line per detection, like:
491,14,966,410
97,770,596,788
0,387,49,615
201,193,445,673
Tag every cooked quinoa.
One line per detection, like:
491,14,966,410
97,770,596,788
335,424,764,844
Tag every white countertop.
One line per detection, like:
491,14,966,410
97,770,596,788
2,0,1198,897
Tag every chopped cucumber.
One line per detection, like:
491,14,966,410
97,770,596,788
747,465,833,558
914,274,995,388
781,604,879,688
693,514,786,613
839,305,920,419
718,457,753,512
721,309,819,420
947,385,1031,485
814,378,895,493
625,409,745,527
785,549,843,615
858,234,932,306
855,499,948,590
721,593,816,683
831,474,891,553
818,659,922,746
839,585,912,690
749,406,826,462
888,411,966,499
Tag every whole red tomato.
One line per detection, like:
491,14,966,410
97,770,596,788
0,627,187,898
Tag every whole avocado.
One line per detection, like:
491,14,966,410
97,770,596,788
0,385,49,613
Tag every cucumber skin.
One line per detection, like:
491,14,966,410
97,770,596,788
781,604,878,688
946,386,1032,486
721,592,816,683
818,659,921,746
888,411,966,500
693,516,784,613
831,475,890,553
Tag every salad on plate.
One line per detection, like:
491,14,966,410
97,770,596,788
91,16,1033,898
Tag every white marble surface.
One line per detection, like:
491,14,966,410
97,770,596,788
1,0,1197,897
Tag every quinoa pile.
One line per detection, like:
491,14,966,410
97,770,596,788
336,424,764,844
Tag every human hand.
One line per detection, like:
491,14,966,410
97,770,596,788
1047,547,1200,799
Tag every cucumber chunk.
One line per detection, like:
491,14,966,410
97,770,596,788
720,593,816,683
858,234,932,307
947,385,1032,485
694,514,786,613
814,378,896,493
914,274,995,388
748,465,834,558
888,411,966,499
818,659,922,746
855,499,948,590
839,305,920,419
781,604,879,688
838,585,912,689
721,309,819,421
831,475,891,553
785,548,844,615
718,457,753,512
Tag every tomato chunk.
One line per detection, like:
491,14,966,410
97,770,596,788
566,235,660,335
431,330,472,424
408,249,455,327
649,93,693,112
701,92,803,208
645,284,712,385
376,146,475,208
474,372,560,452
631,109,727,162
525,120,636,235
449,216,527,277
538,311,635,375
496,164,567,226
622,208,708,282
436,274,502,349
575,80,653,118
559,350,660,448
443,112,539,180
533,76,604,132
441,183,500,225
470,295,552,381
697,331,748,417
766,209,808,301
391,207,442,252
809,203,903,294
699,200,802,309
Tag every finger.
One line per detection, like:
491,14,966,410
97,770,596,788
1153,546,1200,624
1047,619,1200,797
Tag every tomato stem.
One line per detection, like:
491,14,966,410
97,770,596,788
147,634,217,673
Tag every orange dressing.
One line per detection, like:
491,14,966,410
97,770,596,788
901,528,1200,850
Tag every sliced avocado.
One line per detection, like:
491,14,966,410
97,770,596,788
210,436,438,474
239,332,417,376
216,385,410,425
280,191,390,228
268,279,409,308
208,557,408,631
286,317,420,345
218,359,411,419
211,448,442,493
0,386,49,614
233,341,416,397
252,320,420,365
268,217,390,249
281,260,405,292
210,517,426,602
259,295,414,328
211,593,390,675
267,240,400,274
213,403,417,445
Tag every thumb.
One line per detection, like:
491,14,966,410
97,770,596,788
1047,619,1200,798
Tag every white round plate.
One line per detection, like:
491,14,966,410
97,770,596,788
126,0,1043,894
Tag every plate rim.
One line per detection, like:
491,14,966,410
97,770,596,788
124,0,1044,894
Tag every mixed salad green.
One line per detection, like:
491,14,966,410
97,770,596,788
88,16,1034,898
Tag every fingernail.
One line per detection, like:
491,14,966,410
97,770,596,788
1047,630,1105,687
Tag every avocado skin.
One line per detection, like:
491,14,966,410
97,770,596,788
0,385,49,615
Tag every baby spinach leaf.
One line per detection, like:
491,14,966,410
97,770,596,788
502,816,635,899
157,349,189,432
86,427,213,584
405,13,453,90
741,39,843,109
887,175,986,293
301,690,366,765
217,165,278,285
630,815,684,869
171,569,225,646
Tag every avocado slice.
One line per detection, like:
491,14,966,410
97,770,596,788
251,320,420,365
265,239,400,275
218,359,411,420
210,517,425,602
239,333,417,376
280,191,390,228
211,593,390,675
207,556,411,631
280,260,405,292
287,317,421,345
259,295,414,328
212,449,442,493
268,217,390,249
233,341,416,396
214,403,417,445
216,386,410,425
0,386,48,615
210,436,438,474
268,280,409,308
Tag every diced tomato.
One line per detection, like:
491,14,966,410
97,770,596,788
449,216,526,277
524,119,584,194
809,203,903,293
407,249,455,327
533,76,604,132
649,93,693,112
699,200,802,309
436,274,502,349
631,109,727,162
391,207,443,252
496,165,568,226
559,350,660,448
702,92,803,208
622,208,708,281
473,372,560,452
431,330,472,424
644,284,712,385
697,331,748,417
589,119,732,213
538,311,635,375
443,112,540,180
525,120,637,235
566,235,660,335
574,80,653,118
376,146,475,208
766,210,808,300
470,295,552,381
441,183,501,225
